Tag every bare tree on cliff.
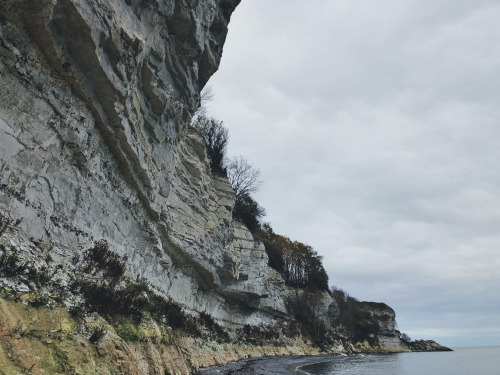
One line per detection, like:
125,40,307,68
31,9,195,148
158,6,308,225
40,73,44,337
226,156,262,200
192,85,214,122
226,156,266,231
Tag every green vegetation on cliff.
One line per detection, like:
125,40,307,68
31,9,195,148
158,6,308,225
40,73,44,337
256,224,329,292
331,288,382,343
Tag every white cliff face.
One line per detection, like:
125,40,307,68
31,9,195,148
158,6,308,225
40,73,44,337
0,1,412,354
0,0,291,326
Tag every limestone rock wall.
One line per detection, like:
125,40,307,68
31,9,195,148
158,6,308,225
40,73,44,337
0,0,290,327
358,302,409,352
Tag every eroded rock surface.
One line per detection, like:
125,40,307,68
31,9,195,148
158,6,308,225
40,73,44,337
0,0,286,325
408,340,453,352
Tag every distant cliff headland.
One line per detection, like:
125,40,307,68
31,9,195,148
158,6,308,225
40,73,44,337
0,1,449,374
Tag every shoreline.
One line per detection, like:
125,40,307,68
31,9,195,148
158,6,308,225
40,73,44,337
197,347,498,375
197,348,454,375
197,352,399,375
197,354,340,375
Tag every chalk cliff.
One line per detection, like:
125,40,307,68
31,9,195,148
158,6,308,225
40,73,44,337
0,0,284,325
0,1,448,373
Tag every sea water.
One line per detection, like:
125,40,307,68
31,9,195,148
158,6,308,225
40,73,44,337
199,347,500,375
295,347,499,375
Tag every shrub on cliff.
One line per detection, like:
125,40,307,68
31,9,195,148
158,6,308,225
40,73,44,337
0,245,53,288
0,246,25,277
232,193,266,232
199,311,229,342
75,279,149,321
0,212,21,237
81,240,127,281
192,115,228,175
72,242,149,321
72,241,230,342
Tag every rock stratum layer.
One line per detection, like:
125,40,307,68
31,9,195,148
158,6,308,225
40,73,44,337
0,1,449,373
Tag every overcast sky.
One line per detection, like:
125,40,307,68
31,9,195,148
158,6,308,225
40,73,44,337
207,0,500,347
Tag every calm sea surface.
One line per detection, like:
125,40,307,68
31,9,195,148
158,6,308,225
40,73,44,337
199,347,500,375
